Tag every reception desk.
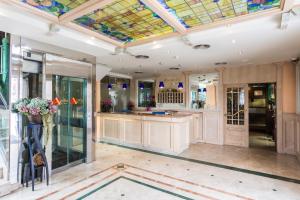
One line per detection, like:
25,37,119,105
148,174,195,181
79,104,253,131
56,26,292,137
96,112,192,155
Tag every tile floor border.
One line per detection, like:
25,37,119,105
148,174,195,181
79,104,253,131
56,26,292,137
77,176,194,200
100,141,300,184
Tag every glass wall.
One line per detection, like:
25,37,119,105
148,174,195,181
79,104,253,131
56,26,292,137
189,73,219,110
100,76,130,112
0,32,10,182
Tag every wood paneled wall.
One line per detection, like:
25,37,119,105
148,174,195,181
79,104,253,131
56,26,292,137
282,114,300,157
296,115,300,162
223,63,277,84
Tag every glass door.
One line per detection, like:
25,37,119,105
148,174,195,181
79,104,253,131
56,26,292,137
224,85,249,147
52,75,87,170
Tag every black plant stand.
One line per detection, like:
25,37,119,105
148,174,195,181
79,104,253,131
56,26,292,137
20,123,49,191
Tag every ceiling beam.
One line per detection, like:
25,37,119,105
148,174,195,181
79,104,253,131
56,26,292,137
59,0,115,24
282,0,295,11
64,22,124,47
141,0,187,34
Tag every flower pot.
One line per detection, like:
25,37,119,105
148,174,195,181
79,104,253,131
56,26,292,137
27,115,42,124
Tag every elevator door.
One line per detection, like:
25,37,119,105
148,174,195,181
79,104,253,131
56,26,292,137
52,75,87,170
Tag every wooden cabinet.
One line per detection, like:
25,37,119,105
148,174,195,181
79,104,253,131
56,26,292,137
97,113,190,154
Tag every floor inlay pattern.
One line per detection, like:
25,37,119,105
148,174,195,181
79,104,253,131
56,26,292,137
4,143,300,200
100,141,300,184
33,163,253,200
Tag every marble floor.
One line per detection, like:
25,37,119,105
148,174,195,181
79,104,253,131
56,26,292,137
249,131,276,151
180,143,300,180
2,143,300,200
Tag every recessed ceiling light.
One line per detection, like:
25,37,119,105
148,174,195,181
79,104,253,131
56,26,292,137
135,55,149,59
215,62,228,65
232,39,236,44
134,71,143,74
193,44,210,49
169,67,180,70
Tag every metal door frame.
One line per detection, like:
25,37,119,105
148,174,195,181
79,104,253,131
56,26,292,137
44,54,93,173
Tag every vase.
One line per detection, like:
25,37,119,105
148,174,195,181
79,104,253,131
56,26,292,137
27,115,42,124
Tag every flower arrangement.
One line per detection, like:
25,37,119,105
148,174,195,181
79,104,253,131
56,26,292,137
13,97,57,116
101,99,112,112
127,101,135,111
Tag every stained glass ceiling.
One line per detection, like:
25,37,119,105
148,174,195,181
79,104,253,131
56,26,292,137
158,0,281,28
74,0,174,42
21,0,90,16
21,0,282,44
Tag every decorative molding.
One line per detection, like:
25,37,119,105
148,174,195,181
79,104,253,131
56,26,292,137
141,0,186,34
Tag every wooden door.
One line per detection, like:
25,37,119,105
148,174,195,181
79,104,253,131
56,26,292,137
224,85,249,147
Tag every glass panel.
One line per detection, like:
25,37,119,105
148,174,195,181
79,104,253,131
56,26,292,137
226,87,245,126
0,34,10,182
74,0,174,42
52,76,69,169
138,81,155,108
52,75,86,170
69,78,86,163
189,73,219,110
100,76,130,112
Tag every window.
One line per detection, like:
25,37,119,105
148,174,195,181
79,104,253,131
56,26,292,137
189,73,218,110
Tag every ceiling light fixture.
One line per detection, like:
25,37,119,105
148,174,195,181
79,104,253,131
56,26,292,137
122,83,128,90
108,83,112,90
232,39,236,44
215,62,228,65
178,82,184,89
135,55,150,59
139,83,145,90
159,81,165,89
193,44,211,49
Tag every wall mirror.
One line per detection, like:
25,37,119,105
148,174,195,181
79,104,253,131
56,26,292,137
189,73,219,110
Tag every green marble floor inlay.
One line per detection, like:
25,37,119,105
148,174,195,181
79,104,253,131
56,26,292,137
100,141,300,185
77,176,193,200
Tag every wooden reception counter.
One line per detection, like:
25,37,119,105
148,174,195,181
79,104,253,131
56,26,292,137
95,112,192,155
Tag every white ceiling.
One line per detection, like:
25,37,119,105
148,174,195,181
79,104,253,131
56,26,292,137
0,2,300,78
98,12,300,77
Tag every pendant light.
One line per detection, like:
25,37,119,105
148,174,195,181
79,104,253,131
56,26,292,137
122,83,128,90
159,81,164,89
178,82,183,89
108,83,112,90
139,82,145,90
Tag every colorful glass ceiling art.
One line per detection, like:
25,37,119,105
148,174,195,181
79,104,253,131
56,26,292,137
74,0,174,42
21,0,89,16
157,0,281,28
20,0,282,44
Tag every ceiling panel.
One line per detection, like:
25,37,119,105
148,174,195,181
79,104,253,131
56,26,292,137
157,0,281,28
74,0,175,43
21,0,89,16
